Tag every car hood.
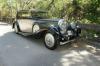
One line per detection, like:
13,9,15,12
38,19,61,22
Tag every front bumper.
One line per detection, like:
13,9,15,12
59,37,79,45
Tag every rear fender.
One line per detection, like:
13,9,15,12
12,22,15,28
13,21,21,31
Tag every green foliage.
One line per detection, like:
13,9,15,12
0,0,100,24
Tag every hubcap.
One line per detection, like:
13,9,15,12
45,33,55,47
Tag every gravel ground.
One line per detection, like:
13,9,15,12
0,22,100,66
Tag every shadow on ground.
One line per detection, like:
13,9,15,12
0,30,100,66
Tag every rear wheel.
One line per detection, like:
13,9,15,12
32,24,40,33
14,24,19,34
44,32,59,50
32,24,40,38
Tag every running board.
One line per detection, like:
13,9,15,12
18,32,33,36
60,39,76,45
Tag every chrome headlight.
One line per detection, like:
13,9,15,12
58,19,67,34
70,22,76,29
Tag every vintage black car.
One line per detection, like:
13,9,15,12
12,9,81,50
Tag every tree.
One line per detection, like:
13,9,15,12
0,0,100,24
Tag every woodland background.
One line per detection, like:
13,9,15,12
0,0,100,24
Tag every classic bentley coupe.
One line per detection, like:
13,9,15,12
13,9,81,50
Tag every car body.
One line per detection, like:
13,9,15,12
12,9,81,50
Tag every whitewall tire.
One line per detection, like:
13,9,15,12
44,32,58,50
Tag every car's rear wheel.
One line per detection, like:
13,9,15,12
14,24,19,34
44,32,58,50
32,24,40,38
32,24,40,33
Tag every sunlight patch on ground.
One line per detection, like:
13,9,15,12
24,45,30,49
86,45,96,53
79,50,90,55
0,24,12,37
60,50,91,66
6,45,16,48
6,45,12,48
59,41,100,66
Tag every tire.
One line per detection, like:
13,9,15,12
32,24,40,39
32,24,40,34
14,23,19,34
44,32,59,50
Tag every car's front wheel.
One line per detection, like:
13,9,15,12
44,32,58,50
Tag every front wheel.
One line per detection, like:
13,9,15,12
44,32,58,50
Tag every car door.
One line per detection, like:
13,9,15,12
17,19,34,33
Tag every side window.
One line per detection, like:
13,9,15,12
16,11,32,19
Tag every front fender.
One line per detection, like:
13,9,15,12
48,26,60,35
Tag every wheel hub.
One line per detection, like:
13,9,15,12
45,33,55,47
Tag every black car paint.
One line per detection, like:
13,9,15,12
13,18,81,41
13,10,81,50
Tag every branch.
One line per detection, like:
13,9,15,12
23,0,32,9
46,0,55,10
